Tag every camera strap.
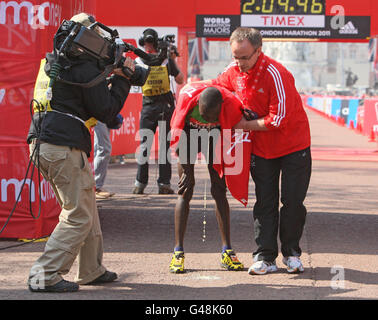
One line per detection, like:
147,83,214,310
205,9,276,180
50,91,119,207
49,109,97,130
57,64,115,88
45,52,116,89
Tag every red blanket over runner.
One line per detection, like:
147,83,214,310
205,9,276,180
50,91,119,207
170,83,252,206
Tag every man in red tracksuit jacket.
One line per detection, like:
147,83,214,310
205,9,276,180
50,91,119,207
169,82,255,273
210,27,312,275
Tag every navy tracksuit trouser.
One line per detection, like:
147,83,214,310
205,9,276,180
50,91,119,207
250,147,312,262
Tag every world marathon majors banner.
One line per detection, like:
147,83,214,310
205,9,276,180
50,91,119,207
196,15,370,39
195,15,241,38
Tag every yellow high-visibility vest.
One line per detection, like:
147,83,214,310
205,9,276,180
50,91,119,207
142,65,170,96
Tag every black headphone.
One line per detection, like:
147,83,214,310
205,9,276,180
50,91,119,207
138,28,158,49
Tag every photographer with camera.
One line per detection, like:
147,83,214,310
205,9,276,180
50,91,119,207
26,13,137,293
133,28,184,195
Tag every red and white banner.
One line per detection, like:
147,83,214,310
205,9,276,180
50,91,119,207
110,93,142,156
0,0,96,239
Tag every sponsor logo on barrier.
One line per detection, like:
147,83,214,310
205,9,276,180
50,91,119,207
1,178,56,203
110,111,137,142
0,1,62,28
341,106,349,116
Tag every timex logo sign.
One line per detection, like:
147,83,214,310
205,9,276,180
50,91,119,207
241,14,325,28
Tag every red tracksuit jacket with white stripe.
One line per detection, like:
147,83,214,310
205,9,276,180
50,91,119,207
212,52,311,159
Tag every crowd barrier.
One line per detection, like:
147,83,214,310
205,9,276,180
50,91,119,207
110,94,378,159
302,95,378,141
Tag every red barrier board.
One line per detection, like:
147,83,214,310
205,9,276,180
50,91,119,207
109,92,160,160
363,99,378,136
110,93,142,156
0,0,96,239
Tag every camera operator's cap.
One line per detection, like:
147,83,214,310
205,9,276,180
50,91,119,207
70,13,95,27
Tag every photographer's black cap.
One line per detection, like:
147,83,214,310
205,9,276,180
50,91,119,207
139,28,158,48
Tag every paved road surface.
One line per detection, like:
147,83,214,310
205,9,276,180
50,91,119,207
0,108,377,305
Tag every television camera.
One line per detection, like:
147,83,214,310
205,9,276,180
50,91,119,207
47,19,154,95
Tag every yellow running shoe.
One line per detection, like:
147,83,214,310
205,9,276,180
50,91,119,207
221,249,244,271
169,251,185,273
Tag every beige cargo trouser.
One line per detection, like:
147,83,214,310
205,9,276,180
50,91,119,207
28,142,106,287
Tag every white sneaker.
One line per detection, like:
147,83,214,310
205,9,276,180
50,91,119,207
282,256,304,273
248,260,278,275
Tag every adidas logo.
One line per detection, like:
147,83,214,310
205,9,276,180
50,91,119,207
339,21,358,35
258,88,264,93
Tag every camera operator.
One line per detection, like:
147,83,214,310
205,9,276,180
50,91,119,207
133,28,184,195
26,13,135,293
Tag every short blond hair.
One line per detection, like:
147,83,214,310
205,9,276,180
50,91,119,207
70,13,94,27
70,13,103,36
230,27,262,48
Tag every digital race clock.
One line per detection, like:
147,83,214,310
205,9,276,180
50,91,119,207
241,0,325,15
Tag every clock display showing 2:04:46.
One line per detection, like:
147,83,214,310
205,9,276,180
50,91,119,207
241,0,325,15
